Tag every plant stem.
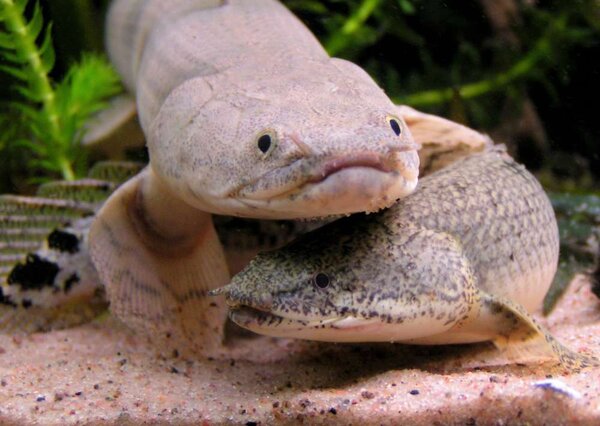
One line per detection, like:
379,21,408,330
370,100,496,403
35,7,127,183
58,156,75,181
1,0,74,180
396,19,559,107
326,0,382,56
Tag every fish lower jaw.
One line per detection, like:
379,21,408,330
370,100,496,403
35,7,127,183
229,308,462,343
229,166,417,220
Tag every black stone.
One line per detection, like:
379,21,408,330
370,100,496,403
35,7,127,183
7,254,59,290
47,229,80,253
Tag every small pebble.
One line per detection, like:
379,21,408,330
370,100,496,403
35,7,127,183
298,398,311,408
409,389,420,395
329,408,337,415
533,379,582,399
361,390,375,399
36,395,45,402
54,391,67,402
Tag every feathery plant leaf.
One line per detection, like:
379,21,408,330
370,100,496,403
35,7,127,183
0,0,121,181
55,55,121,147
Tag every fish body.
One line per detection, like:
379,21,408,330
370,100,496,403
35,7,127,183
220,147,596,369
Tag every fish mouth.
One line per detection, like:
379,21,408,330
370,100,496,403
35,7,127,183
230,148,419,218
228,306,388,342
229,306,339,334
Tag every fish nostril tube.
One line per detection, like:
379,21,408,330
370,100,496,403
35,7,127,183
253,292,274,311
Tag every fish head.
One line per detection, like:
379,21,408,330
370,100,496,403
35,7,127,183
148,59,419,220
214,218,404,341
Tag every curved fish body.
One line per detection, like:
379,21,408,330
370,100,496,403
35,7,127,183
105,0,420,218
89,0,424,355
218,147,596,369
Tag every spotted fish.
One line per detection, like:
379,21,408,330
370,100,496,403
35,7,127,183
215,147,598,371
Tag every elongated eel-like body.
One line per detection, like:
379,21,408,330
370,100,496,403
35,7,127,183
106,0,421,217
89,0,425,355
219,147,598,370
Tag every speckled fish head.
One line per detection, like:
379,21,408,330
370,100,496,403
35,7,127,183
148,58,419,220
215,215,408,341
214,209,477,342
222,226,360,332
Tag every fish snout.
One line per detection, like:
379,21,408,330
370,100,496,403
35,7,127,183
387,146,420,183
210,283,274,312
249,291,274,311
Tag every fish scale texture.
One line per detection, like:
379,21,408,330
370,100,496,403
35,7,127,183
0,275,598,425
383,147,559,309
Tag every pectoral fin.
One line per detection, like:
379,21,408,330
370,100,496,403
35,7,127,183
397,105,493,175
481,292,598,372
89,168,229,357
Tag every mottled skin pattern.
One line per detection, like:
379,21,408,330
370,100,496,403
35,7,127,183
219,148,598,371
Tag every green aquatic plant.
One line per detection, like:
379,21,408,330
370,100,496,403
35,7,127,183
543,193,600,314
0,0,121,181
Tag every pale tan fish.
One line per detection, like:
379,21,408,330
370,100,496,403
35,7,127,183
215,147,598,371
90,0,424,356
0,163,141,331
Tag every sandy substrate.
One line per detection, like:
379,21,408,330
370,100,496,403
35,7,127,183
0,275,599,425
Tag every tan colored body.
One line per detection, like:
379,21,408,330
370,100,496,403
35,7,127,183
220,148,596,370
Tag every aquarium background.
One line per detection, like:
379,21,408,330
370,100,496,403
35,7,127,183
1,0,599,310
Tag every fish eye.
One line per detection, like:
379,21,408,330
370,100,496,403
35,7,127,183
313,272,330,289
256,131,277,156
387,116,402,136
